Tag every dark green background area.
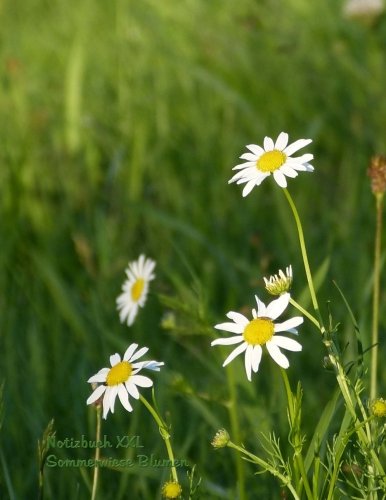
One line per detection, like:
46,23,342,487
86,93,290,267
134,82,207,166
1,0,385,497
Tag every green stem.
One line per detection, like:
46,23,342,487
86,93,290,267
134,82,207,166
91,404,102,500
226,441,300,500
370,193,383,402
226,363,246,500
283,187,385,481
326,428,350,500
139,395,178,483
280,370,313,500
289,297,320,329
328,353,385,476
283,188,325,333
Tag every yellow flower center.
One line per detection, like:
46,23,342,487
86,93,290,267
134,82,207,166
371,398,386,418
131,278,145,302
162,481,182,499
243,318,274,345
257,150,286,172
106,361,132,386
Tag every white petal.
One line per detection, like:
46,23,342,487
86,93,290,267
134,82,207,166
130,374,153,388
254,172,270,185
283,138,312,156
137,287,149,307
229,170,247,183
110,353,121,366
271,336,302,352
266,293,290,320
118,304,131,324
240,152,258,161
222,342,248,367
251,345,263,372
102,387,116,419
235,167,260,181
130,346,149,362
246,144,264,155
108,386,119,414
102,390,111,419
280,165,298,178
285,161,308,172
123,344,139,361
125,380,140,399
226,311,250,325
87,368,109,383
245,344,253,381
266,343,289,369
242,179,258,197
255,295,267,316
274,132,289,150
263,136,274,150
215,322,244,334
135,360,164,371
86,385,106,405
274,316,303,332
124,268,135,281
211,335,244,346
118,385,133,411
288,153,313,164
143,258,156,276
273,170,287,188
127,305,138,326
232,161,256,171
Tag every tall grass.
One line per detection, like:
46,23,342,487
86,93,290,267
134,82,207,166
1,0,386,497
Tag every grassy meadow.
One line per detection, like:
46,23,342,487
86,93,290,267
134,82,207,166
1,0,386,498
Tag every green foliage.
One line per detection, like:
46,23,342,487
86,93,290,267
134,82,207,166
1,0,386,498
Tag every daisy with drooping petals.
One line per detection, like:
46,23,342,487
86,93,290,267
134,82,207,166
264,265,293,296
229,132,314,196
86,343,164,419
211,293,303,381
116,254,156,326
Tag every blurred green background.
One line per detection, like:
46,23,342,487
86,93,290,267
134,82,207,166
1,0,386,498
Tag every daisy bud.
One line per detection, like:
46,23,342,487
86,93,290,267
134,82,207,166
371,398,386,418
162,480,182,499
211,429,230,449
264,265,293,296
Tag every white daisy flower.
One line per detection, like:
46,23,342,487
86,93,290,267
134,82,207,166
264,265,293,296
211,293,303,381
86,343,164,419
116,254,156,326
229,132,314,196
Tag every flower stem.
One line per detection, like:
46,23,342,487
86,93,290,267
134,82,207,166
282,188,386,487
370,193,383,402
283,188,325,333
91,404,102,500
139,395,178,483
280,369,313,500
226,441,300,500
226,363,246,500
289,297,320,329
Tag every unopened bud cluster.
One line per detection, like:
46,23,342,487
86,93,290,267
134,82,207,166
211,429,230,449
162,480,182,499
371,398,386,418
